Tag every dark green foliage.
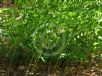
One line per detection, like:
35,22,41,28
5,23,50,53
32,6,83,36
0,0,102,64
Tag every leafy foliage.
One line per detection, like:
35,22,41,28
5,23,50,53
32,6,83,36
0,0,102,64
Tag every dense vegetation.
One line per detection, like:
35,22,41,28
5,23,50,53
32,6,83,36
0,0,102,75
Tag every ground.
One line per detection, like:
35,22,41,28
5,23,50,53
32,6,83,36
0,57,102,76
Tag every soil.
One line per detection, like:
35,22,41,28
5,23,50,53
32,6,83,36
0,57,102,76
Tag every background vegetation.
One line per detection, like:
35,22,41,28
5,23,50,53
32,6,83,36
0,0,102,70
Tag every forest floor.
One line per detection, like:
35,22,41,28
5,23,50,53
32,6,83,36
0,58,102,76
0,52,102,76
0,55,102,76
26,60,102,76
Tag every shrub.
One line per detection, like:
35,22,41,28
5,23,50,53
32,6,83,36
0,0,102,64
